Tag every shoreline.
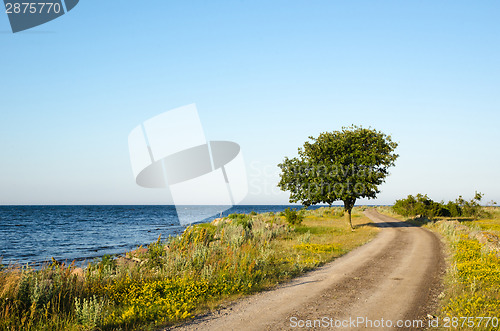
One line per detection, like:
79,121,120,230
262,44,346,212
0,205,336,267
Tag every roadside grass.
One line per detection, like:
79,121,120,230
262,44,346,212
0,207,378,331
373,206,406,221
380,206,500,330
428,220,500,330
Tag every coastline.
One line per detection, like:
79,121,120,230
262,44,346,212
1,205,322,267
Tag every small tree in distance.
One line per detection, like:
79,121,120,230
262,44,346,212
278,126,398,230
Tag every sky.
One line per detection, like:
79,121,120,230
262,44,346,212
1,1,499,206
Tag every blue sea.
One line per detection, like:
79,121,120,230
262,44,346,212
0,205,317,266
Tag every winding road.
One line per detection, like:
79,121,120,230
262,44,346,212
171,209,445,330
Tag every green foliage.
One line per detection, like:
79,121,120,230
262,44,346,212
393,192,485,220
146,235,167,268
283,207,304,225
100,254,117,271
278,126,398,228
227,213,253,230
74,295,107,328
456,192,484,218
278,126,398,207
392,194,446,218
0,262,86,330
445,201,462,217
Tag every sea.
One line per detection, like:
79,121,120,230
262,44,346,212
0,205,322,266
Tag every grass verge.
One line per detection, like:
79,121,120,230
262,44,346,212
0,206,378,330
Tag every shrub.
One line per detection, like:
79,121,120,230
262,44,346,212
393,194,444,218
228,213,253,230
456,192,484,219
74,295,107,328
445,201,462,217
147,235,167,268
100,254,117,271
393,192,485,220
283,208,304,225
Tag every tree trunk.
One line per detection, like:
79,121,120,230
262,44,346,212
346,208,353,231
343,198,355,231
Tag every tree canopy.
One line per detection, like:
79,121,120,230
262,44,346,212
278,126,398,229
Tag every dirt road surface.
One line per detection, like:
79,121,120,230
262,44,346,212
170,209,445,330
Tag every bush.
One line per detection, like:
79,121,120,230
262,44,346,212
456,192,484,218
392,194,444,218
445,201,462,217
393,192,485,220
283,208,304,225
74,295,107,328
228,213,253,230
100,254,117,270
147,235,167,268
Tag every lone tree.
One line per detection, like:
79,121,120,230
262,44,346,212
278,126,398,229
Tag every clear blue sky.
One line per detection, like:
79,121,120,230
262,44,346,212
1,1,499,205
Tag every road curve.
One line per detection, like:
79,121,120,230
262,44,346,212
170,209,445,330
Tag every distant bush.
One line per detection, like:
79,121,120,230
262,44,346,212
227,213,253,230
392,194,442,218
456,192,484,218
227,213,247,220
250,211,257,216
283,208,304,225
393,192,485,219
445,201,462,217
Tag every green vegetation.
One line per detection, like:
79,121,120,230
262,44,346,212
392,192,485,219
281,207,304,225
0,207,378,330
386,202,500,330
278,126,398,229
429,217,500,330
